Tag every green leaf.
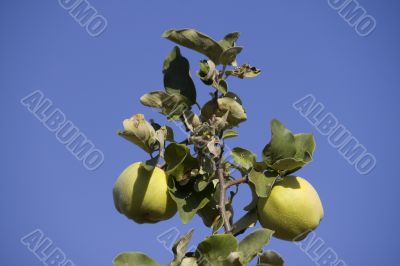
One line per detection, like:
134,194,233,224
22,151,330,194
165,143,198,182
226,64,261,79
253,161,269,172
162,29,224,64
269,158,305,171
195,234,238,266
140,91,166,109
248,169,278,198
294,133,316,163
219,47,243,66
232,208,258,236
263,119,296,161
165,126,175,142
213,79,228,95
211,216,224,235
194,176,211,192
258,251,284,266
168,178,214,224
222,252,245,266
243,184,258,211
224,92,242,105
118,114,157,153
218,32,240,51
113,252,160,266
207,137,222,158
201,97,247,128
198,155,216,182
163,46,197,105
218,32,241,66
230,147,256,171
217,97,247,126
197,201,220,229
140,91,191,120
262,119,316,172
170,229,195,266
238,229,274,263
222,130,239,140
154,128,167,157
183,110,202,132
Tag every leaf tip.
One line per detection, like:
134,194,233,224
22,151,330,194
270,118,280,125
161,29,174,38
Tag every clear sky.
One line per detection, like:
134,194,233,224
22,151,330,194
1,0,399,265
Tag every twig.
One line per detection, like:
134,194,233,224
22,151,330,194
225,176,248,189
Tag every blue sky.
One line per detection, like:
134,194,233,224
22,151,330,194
1,0,399,265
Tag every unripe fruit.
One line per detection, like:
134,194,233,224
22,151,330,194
113,162,177,224
257,176,324,241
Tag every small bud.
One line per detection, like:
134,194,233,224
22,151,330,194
197,60,217,86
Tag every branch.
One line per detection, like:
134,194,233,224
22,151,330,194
217,166,232,233
225,176,248,189
213,137,233,233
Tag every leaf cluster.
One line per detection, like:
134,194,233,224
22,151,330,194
114,228,284,266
